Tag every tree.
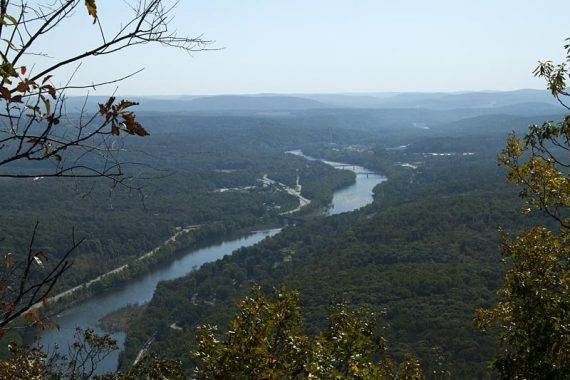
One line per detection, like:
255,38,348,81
474,39,570,379
0,0,207,180
193,285,426,380
1,327,186,379
0,0,208,349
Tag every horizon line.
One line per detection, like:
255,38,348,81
66,88,550,98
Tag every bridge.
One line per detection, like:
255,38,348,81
331,164,375,176
332,164,357,169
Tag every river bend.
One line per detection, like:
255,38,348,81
40,152,387,374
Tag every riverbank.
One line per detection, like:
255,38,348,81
40,228,284,374
98,304,147,334
38,168,336,314
34,225,201,311
118,153,387,369
36,173,318,313
39,151,385,375
37,219,282,316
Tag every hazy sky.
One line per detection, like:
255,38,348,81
29,0,569,96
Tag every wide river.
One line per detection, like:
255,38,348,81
40,152,387,374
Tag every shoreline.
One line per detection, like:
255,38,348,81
33,225,202,311
36,153,374,316
35,221,283,315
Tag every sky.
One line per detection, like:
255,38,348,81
26,0,570,96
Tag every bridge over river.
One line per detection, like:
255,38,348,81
329,164,375,176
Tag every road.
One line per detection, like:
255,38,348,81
31,225,201,309
260,174,311,215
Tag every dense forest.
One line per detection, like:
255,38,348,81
1,88,566,378
1,1,568,378
117,103,557,378
0,116,360,295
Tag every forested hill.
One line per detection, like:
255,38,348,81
0,116,366,299
3,92,563,376
121,109,555,378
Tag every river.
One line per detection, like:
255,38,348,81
39,151,387,374
286,150,385,215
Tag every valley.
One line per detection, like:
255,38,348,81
38,151,384,374
1,2,568,378
0,90,564,378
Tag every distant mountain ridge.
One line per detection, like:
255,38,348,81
299,89,559,110
63,89,558,114
187,95,328,111
64,94,329,113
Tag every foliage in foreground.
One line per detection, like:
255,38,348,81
474,39,570,380
0,328,185,379
0,287,425,379
193,285,425,379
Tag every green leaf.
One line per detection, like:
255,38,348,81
4,14,18,25
2,38,16,50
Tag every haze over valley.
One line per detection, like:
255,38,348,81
0,1,568,379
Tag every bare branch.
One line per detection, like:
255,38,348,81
0,222,79,330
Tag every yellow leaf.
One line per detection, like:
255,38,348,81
23,309,38,321
85,0,97,23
